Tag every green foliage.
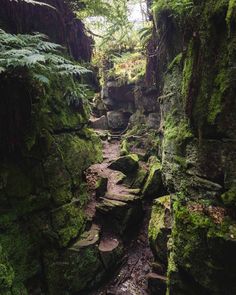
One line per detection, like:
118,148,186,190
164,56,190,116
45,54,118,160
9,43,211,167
20,0,55,9
164,114,193,143
152,0,193,27
108,52,146,83
0,29,89,84
0,29,92,152
138,21,153,48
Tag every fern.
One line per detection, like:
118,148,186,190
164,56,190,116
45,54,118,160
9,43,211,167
19,0,56,9
0,30,90,80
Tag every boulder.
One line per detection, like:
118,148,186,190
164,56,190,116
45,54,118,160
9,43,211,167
89,115,108,130
102,81,135,113
107,111,130,130
95,176,108,198
168,199,236,294
96,197,143,234
46,224,105,294
109,154,139,175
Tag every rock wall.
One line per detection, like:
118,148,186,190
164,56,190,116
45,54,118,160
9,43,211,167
146,0,236,294
0,0,92,61
0,2,102,294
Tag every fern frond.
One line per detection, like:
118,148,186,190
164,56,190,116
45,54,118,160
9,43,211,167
19,0,56,10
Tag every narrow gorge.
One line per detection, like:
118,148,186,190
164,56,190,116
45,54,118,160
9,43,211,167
0,1,236,295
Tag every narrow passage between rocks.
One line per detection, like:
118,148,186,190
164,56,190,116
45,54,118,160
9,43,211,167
84,133,154,295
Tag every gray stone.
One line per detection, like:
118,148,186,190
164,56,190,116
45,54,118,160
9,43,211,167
146,113,160,129
107,111,129,130
89,115,108,130
109,154,139,174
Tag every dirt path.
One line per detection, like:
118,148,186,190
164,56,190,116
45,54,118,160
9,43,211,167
85,138,154,295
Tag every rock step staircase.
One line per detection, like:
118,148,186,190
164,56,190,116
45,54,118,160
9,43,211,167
66,139,145,293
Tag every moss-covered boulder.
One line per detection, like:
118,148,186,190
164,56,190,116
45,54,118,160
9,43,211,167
51,201,85,247
109,154,139,175
142,157,163,198
46,225,105,294
221,186,236,207
167,199,236,295
95,176,108,198
149,195,171,268
96,197,143,235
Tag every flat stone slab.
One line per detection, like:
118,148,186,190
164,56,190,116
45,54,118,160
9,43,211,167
99,237,120,253
104,193,140,203
69,224,100,250
96,198,128,214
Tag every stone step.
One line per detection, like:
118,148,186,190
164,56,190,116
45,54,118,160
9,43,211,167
96,197,143,235
69,224,100,251
98,236,123,269
104,192,140,203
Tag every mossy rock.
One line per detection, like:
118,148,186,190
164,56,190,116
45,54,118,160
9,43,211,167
109,154,139,175
0,164,32,198
0,222,41,293
149,195,171,267
221,186,236,207
51,202,85,247
95,176,108,198
97,198,143,235
120,138,130,156
167,198,236,294
142,158,163,198
46,225,104,294
45,131,102,188
0,245,14,292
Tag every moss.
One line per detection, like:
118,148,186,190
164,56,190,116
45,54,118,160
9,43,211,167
0,223,41,292
149,196,169,240
181,41,194,100
168,53,183,72
0,246,14,292
164,115,193,145
152,0,194,27
226,0,236,30
142,157,163,198
173,155,187,169
0,164,33,198
168,198,236,293
120,139,130,156
221,187,236,207
208,68,231,124
47,244,104,294
51,202,85,247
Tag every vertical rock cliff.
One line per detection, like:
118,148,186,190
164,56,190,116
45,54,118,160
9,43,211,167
147,0,236,294
0,1,102,294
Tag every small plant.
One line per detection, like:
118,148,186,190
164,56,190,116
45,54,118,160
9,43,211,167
108,51,146,83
